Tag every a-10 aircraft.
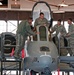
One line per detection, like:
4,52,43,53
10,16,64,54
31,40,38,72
1,1,74,75
23,1,74,75
23,1,57,75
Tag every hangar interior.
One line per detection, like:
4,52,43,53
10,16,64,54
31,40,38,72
0,0,74,75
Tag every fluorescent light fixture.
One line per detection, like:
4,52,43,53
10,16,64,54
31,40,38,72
53,10,65,13
58,3,68,7
58,0,68,7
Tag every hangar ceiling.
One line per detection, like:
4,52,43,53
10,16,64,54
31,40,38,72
27,0,74,12
0,0,74,12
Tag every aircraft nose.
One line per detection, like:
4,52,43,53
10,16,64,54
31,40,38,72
39,55,52,66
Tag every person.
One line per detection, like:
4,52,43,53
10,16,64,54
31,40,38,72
51,19,66,37
33,12,49,40
29,21,35,40
14,17,38,58
34,12,49,29
30,24,34,31
50,19,67,55
66,18,74,56
29,18,34,30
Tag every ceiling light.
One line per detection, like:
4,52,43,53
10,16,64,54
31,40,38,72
0,2,2,5
58,0,68,7
53,10,65,13
11,0,20,9
58,3,68,7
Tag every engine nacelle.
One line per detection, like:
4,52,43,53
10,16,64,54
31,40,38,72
0,32,16,57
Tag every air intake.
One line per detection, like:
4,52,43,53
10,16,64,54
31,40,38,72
0,32,16,57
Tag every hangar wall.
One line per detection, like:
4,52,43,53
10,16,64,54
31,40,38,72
0,11,74,21
0,11,31,20
53,12,74,21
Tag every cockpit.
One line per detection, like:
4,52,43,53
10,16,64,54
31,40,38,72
31,1,53,42
32,1,52,22
33,25,50,41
